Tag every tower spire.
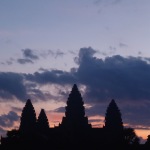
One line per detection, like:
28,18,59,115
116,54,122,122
19,99,37,133
104,99,123,130
104,99,124,144
60,84,91,129
37,109,49,132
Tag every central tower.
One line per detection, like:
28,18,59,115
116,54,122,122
60,84,91,130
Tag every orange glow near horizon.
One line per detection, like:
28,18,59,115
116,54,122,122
88,115,105,128
47,112,64,127
135,129,150,140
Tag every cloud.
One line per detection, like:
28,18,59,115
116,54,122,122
74,47,97,65
55,50,65,59
19,47,150,103
0,72,28,101
94,0,121,6
25,69,76,85
119,42,128,48
74,48,150,103
17,58,33,64
22,49,39,60
1,49,39,65
53,107,65,113
0,71,71,102
93,0,122,13
1,49,65,66
17,49,65,64
1,47,150,104
122,103,150,127
40,49,65,59
0,58,15,66
16,48,39,65
11,107,22,112
1,47,150,129
0,111,19,128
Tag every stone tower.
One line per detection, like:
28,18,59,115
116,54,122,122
19,99,37,133
104,99,124,144
37,109,49,132
104,99,123,131
60,84,91,130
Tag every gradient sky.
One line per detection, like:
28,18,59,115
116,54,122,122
0,0,150,143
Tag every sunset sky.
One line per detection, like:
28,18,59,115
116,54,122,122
0,0,150,143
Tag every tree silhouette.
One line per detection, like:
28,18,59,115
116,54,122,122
37,109,49,132
145,135,150,145
19,99,37,133
123,128,140,145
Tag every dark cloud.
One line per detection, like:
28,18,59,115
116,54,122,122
0,71,70,102
0,72,49,102
0,72,28,101
74,47,97,65
16,48,39,65
121,103,150,127
0,111,19,128
22,48,39,60
75,48,150,103
25,69,76,85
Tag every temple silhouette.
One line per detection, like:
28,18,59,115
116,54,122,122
1,84,150,149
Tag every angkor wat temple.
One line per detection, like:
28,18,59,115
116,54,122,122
1,84,150,150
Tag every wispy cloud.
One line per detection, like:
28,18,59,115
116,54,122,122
17,58,33,64
94,0,122,6
119,42,128,48
17,48,39,64
40,49,65,59
0,49,66,66
93,0,122,13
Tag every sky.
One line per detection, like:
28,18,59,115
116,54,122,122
0,0,150,143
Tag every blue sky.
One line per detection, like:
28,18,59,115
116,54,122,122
1,0,150,60
0,0,150,143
